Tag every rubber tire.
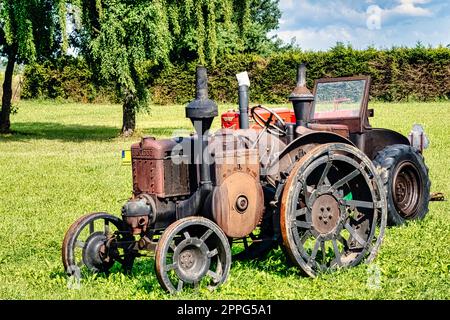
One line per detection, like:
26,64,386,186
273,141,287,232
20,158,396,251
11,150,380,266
373,144,430,226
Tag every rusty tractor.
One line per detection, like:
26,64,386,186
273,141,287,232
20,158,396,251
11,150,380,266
62,64,430,293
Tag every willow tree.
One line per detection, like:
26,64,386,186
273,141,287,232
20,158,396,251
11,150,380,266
0,0,67,133
76,0,273,136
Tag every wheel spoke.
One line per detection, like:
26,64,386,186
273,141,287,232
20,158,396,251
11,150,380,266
309,238,321,263
295,220,311,229
207,248,218,258
318,160,333,186
104,220,110,234
89,221,94,234
183,231,191,239
207,270,220,282
177,280,184,292
200,229,213,241
344,200,374,209
332,238,342,266
295,207,307,217
169,242,177,252
320,240,326,264
344,223,366,246
164,263,177,272
75,240,85,248
332,169,360,190
302,179,310,207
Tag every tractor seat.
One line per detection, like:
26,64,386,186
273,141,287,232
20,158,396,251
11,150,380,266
307,123,350,139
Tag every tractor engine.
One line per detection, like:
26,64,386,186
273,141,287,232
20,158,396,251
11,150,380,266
121,66,264,238
121,136,196,234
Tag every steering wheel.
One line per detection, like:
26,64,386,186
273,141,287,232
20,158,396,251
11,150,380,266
251,105,286,137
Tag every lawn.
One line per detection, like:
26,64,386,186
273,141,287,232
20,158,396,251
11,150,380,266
0,100,449,299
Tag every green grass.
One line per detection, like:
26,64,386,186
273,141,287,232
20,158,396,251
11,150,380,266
0,100,449,299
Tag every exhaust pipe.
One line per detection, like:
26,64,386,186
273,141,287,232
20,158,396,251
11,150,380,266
289,63,314,127
177,66,218,218
236,71,250,129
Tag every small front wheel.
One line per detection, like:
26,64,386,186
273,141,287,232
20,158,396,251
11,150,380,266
155,216,231,294
62,212,135,275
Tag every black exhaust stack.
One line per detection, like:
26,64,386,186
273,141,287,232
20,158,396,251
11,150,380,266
177,66,218,218
236,71,250,129
289,63,314,127
185,66,218,186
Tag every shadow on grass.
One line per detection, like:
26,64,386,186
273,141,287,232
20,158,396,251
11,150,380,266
48,249,302,296
233,247,303,278
0,122,189,142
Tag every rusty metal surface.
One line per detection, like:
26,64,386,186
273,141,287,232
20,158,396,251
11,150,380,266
124,215,149,235
358,128,410,160
212,171,264,238
131,137,190,197
163,159,190,197
311,194,340,234
307,123,350,138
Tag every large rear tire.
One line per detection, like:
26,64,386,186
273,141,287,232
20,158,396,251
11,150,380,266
373,144,430,226
280,143,387,277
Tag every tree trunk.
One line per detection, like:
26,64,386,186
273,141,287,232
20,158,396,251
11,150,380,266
0,50,17,134
121,94,136,137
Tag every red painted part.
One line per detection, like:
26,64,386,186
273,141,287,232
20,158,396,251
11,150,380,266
221,108,296,129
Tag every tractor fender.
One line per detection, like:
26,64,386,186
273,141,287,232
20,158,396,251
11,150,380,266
280,131,355,159
265,131,355,185
361,128,410,160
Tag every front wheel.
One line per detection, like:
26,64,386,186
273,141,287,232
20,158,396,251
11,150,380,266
62,212,135,275
155,216,232,294
373,144,430,226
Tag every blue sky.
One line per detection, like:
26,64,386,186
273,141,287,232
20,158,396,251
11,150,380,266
270,0,450,51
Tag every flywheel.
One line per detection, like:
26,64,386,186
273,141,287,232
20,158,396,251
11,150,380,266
212,172,264,238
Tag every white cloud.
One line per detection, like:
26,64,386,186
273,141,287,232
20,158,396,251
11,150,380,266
272,0,450,51
383,0,433,20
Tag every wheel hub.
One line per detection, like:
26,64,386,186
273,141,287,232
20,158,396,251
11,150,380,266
311,194,340,234
82,232,110,270
393,161,421,217
173,238,211,283
179,249,196,269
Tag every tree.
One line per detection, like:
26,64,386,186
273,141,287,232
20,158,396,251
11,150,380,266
0,0,67,133
75,0,281,136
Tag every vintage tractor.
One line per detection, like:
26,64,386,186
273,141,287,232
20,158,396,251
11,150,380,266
62,64,430,293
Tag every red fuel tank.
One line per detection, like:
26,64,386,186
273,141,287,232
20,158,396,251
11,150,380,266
221,108,296,129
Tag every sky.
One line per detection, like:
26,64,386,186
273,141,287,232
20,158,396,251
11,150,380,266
271,0,450,51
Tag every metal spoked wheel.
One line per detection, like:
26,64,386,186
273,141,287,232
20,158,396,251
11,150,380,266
155,216,231,294
280,143,387,277
62,212,135,275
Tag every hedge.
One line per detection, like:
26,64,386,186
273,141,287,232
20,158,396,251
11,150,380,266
22,44,450,104
21,56,116,103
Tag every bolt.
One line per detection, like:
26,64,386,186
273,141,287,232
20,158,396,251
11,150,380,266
319,216,323,220
320,207,325,212
326,206,331,211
